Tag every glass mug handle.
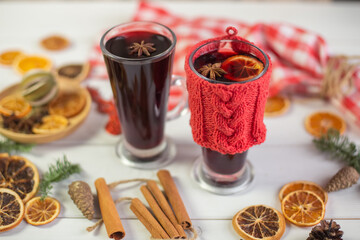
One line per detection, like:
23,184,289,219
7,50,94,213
166,75,188,121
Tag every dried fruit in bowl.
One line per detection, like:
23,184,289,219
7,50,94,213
21,70,58,106
0,95,32,118
32,115,69,134
49,90,86,118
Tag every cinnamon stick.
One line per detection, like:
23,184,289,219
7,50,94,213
141,185,180,239
95,178,125,240
157,170,192,229
130,198,170,239
147,180,187,238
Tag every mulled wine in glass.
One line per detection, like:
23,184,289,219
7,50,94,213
100,21,187,169
187,36,270,194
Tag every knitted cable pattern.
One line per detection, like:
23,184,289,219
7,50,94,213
185,27,272,155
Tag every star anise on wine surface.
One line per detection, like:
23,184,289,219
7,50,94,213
198,63,227,80
129,40,156,57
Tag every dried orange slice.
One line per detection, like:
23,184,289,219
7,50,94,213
0,95,32,118
279,181,328,205
0,188,24,232
222,55,264,82
0,153,40,203
49,90,86,118
32,115,69,134
305,111,346,138
14,55,52,75
265,95,290,117
232,205,286,240
281,190,325,227
0,50,22,65
41,35,70,51
24,196,61,226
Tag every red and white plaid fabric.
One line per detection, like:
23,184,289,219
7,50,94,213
89,1,360,128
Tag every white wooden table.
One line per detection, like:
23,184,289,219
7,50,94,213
1,1,360,239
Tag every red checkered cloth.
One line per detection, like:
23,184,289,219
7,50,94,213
89,1,360,130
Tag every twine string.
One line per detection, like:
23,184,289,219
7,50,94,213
107,178,157,190
321,55,360,99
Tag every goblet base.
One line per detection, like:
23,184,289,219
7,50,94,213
192,155,254,195
116,136,176,169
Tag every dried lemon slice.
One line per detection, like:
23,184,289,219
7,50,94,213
24,196,61,226
305,111,346,137
0,95,32,118
32,115,69,134
232,205,286,240
0,50,22,65
0,188,24,232
281,190,325,227
41,35,69,51
14,55,52,75
265,95,290,117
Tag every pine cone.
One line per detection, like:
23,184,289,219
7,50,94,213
325,166,359,192
68,181,95,220
307,220,343,240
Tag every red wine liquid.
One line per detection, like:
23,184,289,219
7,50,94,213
202,147,247,175
104,31,173,150
193,50,263,82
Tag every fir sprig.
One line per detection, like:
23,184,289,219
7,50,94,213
313,129,360,173
39,155,81,200
0,138,34,153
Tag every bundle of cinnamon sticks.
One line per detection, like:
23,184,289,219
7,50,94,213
130,170,192,239
94,170,193,240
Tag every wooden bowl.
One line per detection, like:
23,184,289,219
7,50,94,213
0,83,91,144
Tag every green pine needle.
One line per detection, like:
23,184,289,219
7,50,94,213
0,138,34,153
39,155,81,200
313,129,360,173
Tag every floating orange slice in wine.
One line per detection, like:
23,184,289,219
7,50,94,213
222,55,264,82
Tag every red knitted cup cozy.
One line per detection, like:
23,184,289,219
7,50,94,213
185,27,272,155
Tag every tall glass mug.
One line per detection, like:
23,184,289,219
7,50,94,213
186,37,270,195
100,21,187,169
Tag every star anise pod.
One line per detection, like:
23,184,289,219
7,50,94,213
129,40,156,57
198,63,227,80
